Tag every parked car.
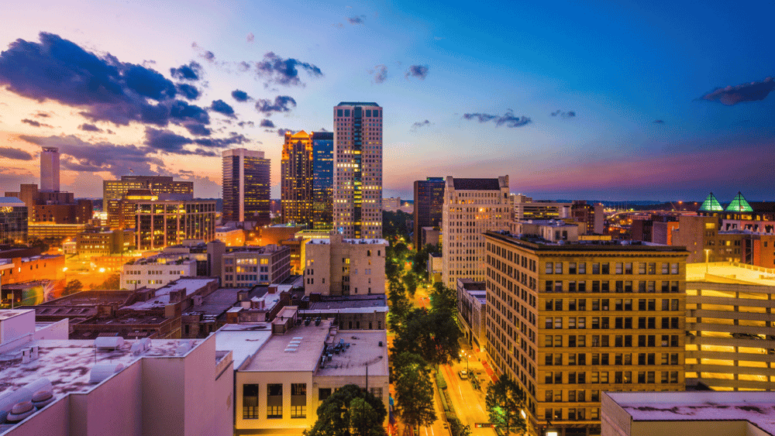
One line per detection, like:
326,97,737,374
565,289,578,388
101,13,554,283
458,369,468,380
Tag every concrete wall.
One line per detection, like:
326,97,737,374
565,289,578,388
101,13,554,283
7,396,70,436
235,370,315,434
0,310,34,343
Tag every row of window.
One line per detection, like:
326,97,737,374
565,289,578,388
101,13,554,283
544,370,680,385
544,334,681,348
545,352,680,366
544,316,681,330
545,262,680,275
544,280,680,293
545,298,680,311
545,407,599,422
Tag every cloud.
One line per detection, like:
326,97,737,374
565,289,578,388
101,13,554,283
33,111,50,118
175,83,200,100
144,128,248,155
0,147,34,160
192,42,215,63
231,89,251,102
238,121,255,128
0,33,211,129
370,65,388,84
21,118,52,128
700,76,774,105
277,128,296,136
211,99,235,117
551,110,576,118
260,119,275,128
183,123,211,136
463,110,531,128
405,65,429,80
653,119,665,124
169,61,202,81
411,120,431,130
255,95,297,115
78,123,103,132
332,23,345,29
193,133,249,148
255,52,322,87
347,15,366,24
246,33,255,43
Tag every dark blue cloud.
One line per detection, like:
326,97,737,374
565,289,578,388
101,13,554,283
211,99,235,117
348,15,366,24
78,123,103,132
170,62,202,81
255,96,296,115
144,127,192,154
0,147,33,160
21,118,52,128
183,123,211,136
260,119,275,128
405,65,429,80
232,89,251,102
175,83,200,100
411,120,431,130
551,110,576,118
193,133,249,148
463,110,531,128
0,32,210,129
700,77,775,105
255,52,322,87
371,65,388,84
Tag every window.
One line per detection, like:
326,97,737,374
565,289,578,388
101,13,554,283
593,263,600,274
569,262,577,274
555,262,563,274
243,384,259,419
671,263,679,274
291,383,307,418
291,405,306,419
579,263,586,274
267,384,283,419
319,388,332,401
615,263,623,274
638,263,646,274
602,263,610,274
545,263,554,274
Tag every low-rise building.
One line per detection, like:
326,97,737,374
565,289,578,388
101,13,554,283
217,315,389,436
27,223,87,242
457,278,487,350
510,219,583,242
135,199,216,250
76,228,135,256
222,245,291,288
602,391,775,436
0,309,233,436
428,252,442,284
302,233,387,296
299,294,388,330
121,255,197,290
216,225,245,247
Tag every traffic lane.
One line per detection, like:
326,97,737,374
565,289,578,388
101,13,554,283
440,363,495,436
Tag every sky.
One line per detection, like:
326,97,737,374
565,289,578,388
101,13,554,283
0,0,773,202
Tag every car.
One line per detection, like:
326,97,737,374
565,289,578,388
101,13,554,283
442,423,449,430
458,370,468,380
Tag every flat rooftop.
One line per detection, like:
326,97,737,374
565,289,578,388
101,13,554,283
35,290,133,307
305,238,388,246
316,330,388,378
485,230,689,252
182,287,242,320
306,295,388,312
215,323,273,369
605,391,775,435
123,278,216,310
241,320,332,372
0,309,32,321
688,262,775,286
0,338,202,398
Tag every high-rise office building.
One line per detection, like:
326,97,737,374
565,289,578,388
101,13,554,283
413,177,445,248
312,131,334,230
281,131,313,226
483,230,688,435
0,197,28,243
103,175,193,201
222,148,271,225
40,147,60,192
333,102,382,239
441,176,511,288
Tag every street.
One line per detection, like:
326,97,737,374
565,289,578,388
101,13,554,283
439,349,496,436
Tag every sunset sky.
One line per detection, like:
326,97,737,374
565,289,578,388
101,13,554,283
0,0,773,201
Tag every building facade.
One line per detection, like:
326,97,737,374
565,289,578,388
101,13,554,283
333,102,382,239
223,148,271,225
484,230,688,436
121,257,197,289
134,200,216,250
282,131,314,226
513,195,573,221
312,131,334,230
302,233,387,296
413,177,445,248
0,197,28,243
222,245,291,288
40,146,60,192
76,228,134,256
441,176,511,288
103,175,193,201
457,278,487,350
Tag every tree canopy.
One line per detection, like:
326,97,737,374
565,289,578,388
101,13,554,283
485,375,527,436
392,352,436,432
305,384,387,436
392,308,462,366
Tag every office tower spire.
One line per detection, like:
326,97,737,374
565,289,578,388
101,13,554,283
40,147,60,192
222,148,271,225
333,102,383,239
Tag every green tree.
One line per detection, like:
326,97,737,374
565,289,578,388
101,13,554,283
393,309,462,366
448,419,471,436
388,281,412,331
305,384,387,436
430,283,457,318
485,375,527,436
64,279,83,295
392,352,436,434
95,273,120,290
402,273,418,297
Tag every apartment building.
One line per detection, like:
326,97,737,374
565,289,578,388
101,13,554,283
483,230,688,436
685,262,775,391
512,195,572,221
134,199,216,250
441,176,510,288
302,233,387,296
221,245,291,288
121,256,197,289
457,278,487,350
282,131,314,226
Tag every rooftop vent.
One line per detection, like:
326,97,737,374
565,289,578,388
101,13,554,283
89,363,125,384
5,401,34,423
95,337,124,350
31,390,54,409
176,340,193,356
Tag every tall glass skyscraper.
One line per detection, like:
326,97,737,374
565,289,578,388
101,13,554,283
281,131,313,226
222,148,271,225
333,102,382,239
312,131,334,229
413,177,445,247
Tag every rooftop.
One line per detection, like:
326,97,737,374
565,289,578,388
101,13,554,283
0,197,25,207
122,278,217,311
242,319,332,372
0,309,31,321
687,262,775,286
182,287,242,320
316,330,388,378
336,102,380,107
305,238,388,245
306,295,388,312
452,178,501,191
485,230,689,252
605,391,775,435
215,323,273,369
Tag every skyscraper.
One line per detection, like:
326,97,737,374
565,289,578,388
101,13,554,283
413,177,445,248
312,131,334,229
441,176,510,288
40,147,60,192
222,148,271,225
333,102,383,239
281,131,313,226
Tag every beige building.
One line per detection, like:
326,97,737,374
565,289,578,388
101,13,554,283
685,262,775,391
512,195,572,221
217,315,389,436
222,245,291,288
483,230,688,436
602,391,775,436
510,219,583,242
457,278,487,350
121,255,197,289
442,176,511,288
302,233,387,296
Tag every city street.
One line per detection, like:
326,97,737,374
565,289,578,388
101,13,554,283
439,352,496,436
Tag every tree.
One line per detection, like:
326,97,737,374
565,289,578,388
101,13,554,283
392,352,436,434
392,308,462,366
96,273,120,290
485,375,527,436
305,384,387,436
402,273,418,297
388,281,412,331
64,279,83,295
430,283,457,319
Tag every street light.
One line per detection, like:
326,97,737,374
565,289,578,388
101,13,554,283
704,249,711,273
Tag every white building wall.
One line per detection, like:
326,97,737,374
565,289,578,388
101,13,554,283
121,260,195,289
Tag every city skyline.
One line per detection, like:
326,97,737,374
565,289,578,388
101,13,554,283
0,1,773,201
